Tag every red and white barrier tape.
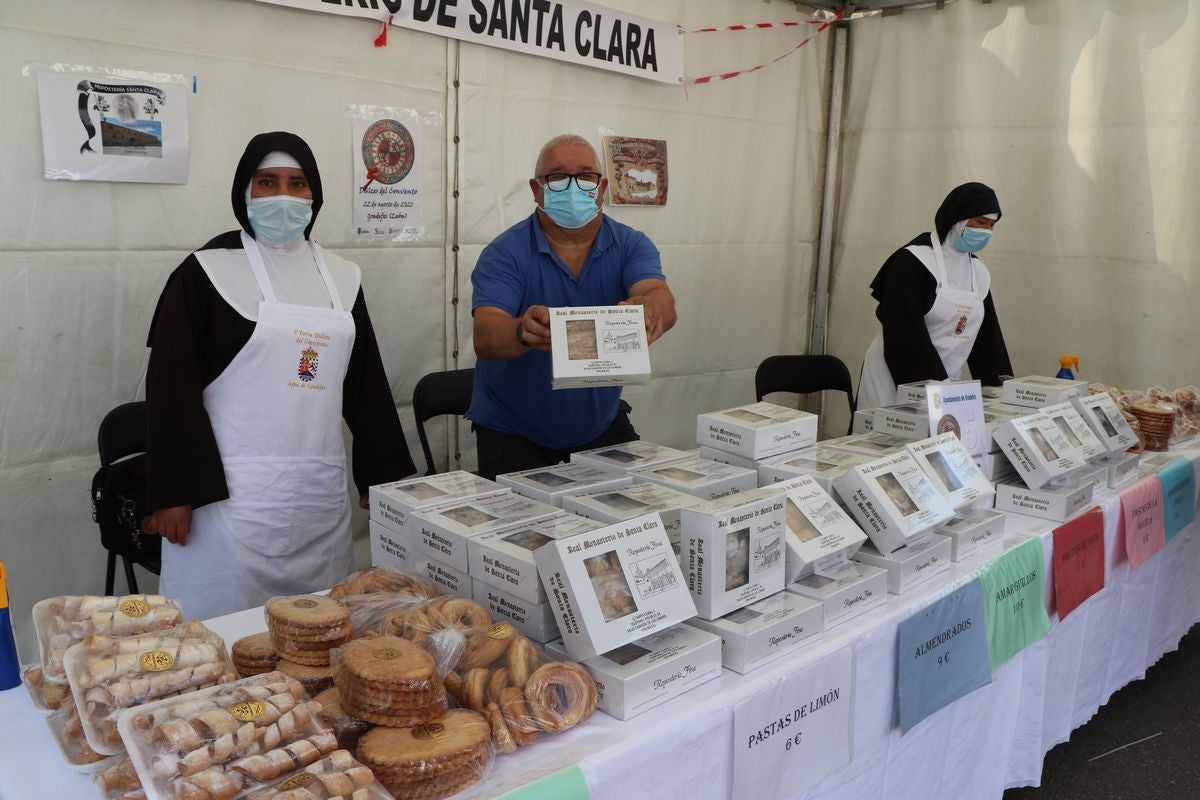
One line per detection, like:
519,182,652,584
684,6,844,86
689,20,824,34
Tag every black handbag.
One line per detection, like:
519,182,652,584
90,454,160,561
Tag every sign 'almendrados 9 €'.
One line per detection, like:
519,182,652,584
253,0,685,84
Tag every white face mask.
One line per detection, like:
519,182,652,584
246,195,312,245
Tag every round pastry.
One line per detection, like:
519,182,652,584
356,710,490,796
523,661,598,734
457,621,515,671
497,686,539,748
330,567,441,601
461,668,489,712
487,667,511,704
232,632,276,662
484,701,517,754
267,595,351,630
336,637,437,689
312,687,372,751
442,671,464,706
506,634,540,688
276,659,334,695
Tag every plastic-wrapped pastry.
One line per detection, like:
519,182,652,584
237,749,389,799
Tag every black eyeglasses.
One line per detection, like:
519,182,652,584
538,172,602,192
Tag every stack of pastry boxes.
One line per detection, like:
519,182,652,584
991,376,1113,521
694,401,818,471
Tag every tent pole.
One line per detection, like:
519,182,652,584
807,18,849,415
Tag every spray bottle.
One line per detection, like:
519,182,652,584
1056,355,1080,381
0,561,20,690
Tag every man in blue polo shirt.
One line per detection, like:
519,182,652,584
467,134,676,480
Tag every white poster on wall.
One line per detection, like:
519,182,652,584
732,645,853,800
36,70,189,183
351,108,425,241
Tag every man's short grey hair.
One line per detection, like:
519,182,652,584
534,134,600,176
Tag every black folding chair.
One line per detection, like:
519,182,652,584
412,368,475,475
92,401,161,594
754,354,856,433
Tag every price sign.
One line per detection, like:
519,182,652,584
1158,458,1196,541
895,578,991,733
732,646,852,800
1052,508,1105,620
1120,476,1165,569
980,537,1051,669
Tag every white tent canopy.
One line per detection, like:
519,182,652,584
2,0,1195,655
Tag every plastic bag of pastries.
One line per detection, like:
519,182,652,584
64,621,237,755
116,670,338,800
233,748,390,799
337,588,446,642
34,594,184,684
232,633,279,680
23,663,72,711
93,756,145,799
355,710,493,800
329,635,447,728
46,694,125,771
265,596,354,670
414,611,599,754
311,687,372,752
328,565,443,603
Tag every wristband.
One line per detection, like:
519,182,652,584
516,322,532,348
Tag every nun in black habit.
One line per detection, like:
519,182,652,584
142,131,416,618
857,182,1013,411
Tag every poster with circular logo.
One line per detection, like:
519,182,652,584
361,119,414,186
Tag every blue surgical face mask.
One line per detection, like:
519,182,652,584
954,226,992,254
247,195,313,245
540,184,600,229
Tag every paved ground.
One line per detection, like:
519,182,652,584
1004,624,1200,800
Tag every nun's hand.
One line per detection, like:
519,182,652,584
143,505,193,546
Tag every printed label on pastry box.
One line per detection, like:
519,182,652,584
570,440,692,474
833,451,955,555
550,304,651,389
469,513,607,604
906,432,995,511
994,480,1093,523
472,581,560,643
497,462,632,507
696,401,818,460
680,490,788,619
786,562,887,629
411,492,559,572
632,454,759,501
852,533,952,595
368,471,507,534
408,557,472,598
934,508,1006,562
545,624,722,720
992,412,1089,489
534,512,697,661
1070,393,1139,452
765,475,866,583
871,404,930,441
1002,375,1089,408
368,519,413,570
757,446,873,494
562,482,706,542
686,591,823,674
1041,401,1107,462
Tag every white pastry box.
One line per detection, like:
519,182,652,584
994,479,1094,522
933,508,1006,561
851,409,876,434
409,557,472,598
852,533,952,594
1100,451,1140,489
544,624,722,720
872,404,931,440
906,433,995,510
534,512,698,660
497,462,632,507
769,475,867,583
686,591,823,674
992,411,1089,489
571,440,691,474
821,432,913,457
833,451,955,555
896,380,949,405
469,513,607,604
1002,375,1090,408
550,304,650,389
369,472,507,536
369,520,414,570
472,581,559,643
983,405,1031,453
787,562,887,629
562,483,707,543
632,455,758,501
698,445,780,471
679,490,787,619
411,493,559,572
1071,393,1140,453
758,446,873,494
695,401,818,460
982,449,1019,482
1042,401,1108,462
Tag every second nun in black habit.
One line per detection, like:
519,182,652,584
142,131,416,619
857,182,1013,411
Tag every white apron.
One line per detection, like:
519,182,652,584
160,231,357,619
858,235,986,411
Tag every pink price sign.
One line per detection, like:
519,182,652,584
1120,476,1165,569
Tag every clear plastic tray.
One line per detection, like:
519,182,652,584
22,663,72,712
116,670,335,800
233,749,392,799
92,755,146,799
34,594,184,684
64,622,236,755
45,695,126,774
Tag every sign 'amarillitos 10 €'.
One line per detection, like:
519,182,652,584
254,0,685,84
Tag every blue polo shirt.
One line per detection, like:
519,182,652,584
467,212,665,450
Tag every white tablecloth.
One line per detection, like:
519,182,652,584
3,456,1199,800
